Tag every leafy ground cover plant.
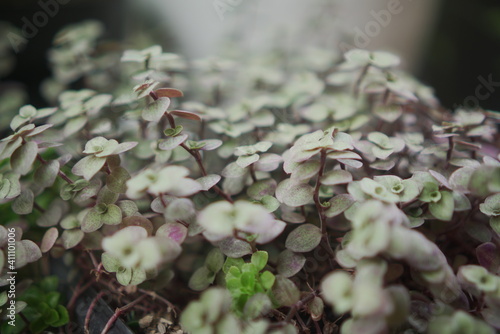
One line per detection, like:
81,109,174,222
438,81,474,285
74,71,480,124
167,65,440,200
0,21,500,334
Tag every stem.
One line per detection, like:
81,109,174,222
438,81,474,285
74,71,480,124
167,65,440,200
85,291,105,334
313,150,327,233
180,142,233,203
33,202,45,213
249,164,257,182
19,312,31,327
67,279,94,314
138,289,179,315
354,64,370,98
37,154,74,184
101,295,148,334
150,89,233,203
285,291,318,322
446,136,455,162
233,230,258,253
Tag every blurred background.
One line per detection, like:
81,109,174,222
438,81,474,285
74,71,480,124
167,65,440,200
0,0,499,111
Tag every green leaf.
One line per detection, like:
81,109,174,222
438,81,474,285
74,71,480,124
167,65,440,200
40,276,59,292
241,272,255,290
223,257,245,274
260,271,276,290
458,265,497,292
158,134,188,150
34,160,60,189
247,179,277,200
143,97,170,122
0,173,20,199
71,155,106,180
271,275,300,307
325,194,355,218
51,305,69,327
45,291,61,308
44,307,60,325
277,250,306,278
41,228,59,253
321,170,353,186
189,266,215,291
11,141,38,175
164,125,183,137
60,215,80,229
259,195,280,212
0,291,7,307
251,251,268,271
221,162,248,178
81,207,105,233
359,178,399,203
61,229,84,249
97,186,119,205
12,188,34,215
106,166,131,193
291,160,321,181
101,204,122,225
205,248,225,273
480,193,500,217
101,252,121,273
285,224,322,253
275,179,314,207
116,267,133,285
218,237,253,258
63,116,87,137
129,268,147,286
198,139,223,151
196,174,221,191
490,216,500,235
236,154,260,168
429,191,455,221
117,200,138,217
29,316,48,333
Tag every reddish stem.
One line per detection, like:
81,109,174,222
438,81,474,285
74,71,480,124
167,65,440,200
85,291,105,333
101,295,148,334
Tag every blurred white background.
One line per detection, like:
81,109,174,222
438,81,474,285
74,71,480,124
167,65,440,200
135,0,442,72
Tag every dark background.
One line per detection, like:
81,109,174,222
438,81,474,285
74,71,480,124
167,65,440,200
0,0,499,111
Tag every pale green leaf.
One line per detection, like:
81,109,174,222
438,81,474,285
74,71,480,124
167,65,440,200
196,174,221,191
271,275,300,307
325,194,355,217
189,266,215,291
321,170,353,186
34,160,60,188
143,97,170,122
277,250,306,278
285,224,322,253
12,188,34,215
429,191,455,221
11,141,38,175
41,227,59,253
71,155,106,180
61,229,84,249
